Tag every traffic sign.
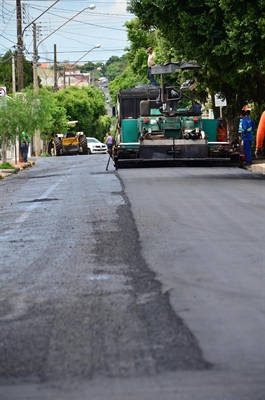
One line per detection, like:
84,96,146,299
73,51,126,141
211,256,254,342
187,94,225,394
215,93,227,107
0,87,7,98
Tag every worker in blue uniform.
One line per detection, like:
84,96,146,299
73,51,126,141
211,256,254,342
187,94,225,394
240,110,256,165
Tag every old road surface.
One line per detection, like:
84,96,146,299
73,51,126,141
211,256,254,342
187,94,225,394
0,155,264,400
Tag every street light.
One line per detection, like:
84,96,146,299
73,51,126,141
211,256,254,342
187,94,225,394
36,4,96,50
34,4,97,95
64,44,101,88
32,3,96,156
68,44,101,69
22,0,60,37
63,45,101,88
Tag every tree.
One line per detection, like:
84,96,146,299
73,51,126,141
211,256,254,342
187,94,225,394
108,67,145,105
77,56,128,83
125,18,158,74
96,115,112,142
79,61,105,81
0,89,52,163
124,19,203,90
79,61,96,72
127,0,265,137
0,51,34,93
105,56,127,82
54,85,110,140
82,86,111,141
40,92,69,151
105,56,122,67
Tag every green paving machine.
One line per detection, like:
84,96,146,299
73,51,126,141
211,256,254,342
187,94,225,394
113,62,241,169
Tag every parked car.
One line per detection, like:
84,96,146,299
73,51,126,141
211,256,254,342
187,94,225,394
86,137,107,154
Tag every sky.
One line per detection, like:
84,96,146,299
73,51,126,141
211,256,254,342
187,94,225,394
0,0,134,66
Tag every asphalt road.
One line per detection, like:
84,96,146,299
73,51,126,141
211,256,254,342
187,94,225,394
0,155,264,400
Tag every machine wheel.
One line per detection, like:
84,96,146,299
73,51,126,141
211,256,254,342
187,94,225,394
54,137,62,156
79,135,88,155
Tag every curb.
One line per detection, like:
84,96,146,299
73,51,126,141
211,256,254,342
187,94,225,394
0,161,35,179
241,160,265,174
251,164,265,174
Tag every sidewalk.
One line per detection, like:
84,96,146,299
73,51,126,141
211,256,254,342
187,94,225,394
0,159,35,179
242,157,265,174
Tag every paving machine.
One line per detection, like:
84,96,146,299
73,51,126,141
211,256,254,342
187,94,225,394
113,62,240,169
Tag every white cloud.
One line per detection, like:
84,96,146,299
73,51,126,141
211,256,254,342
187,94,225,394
109,0,129,15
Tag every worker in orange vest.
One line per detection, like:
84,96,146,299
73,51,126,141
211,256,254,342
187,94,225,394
255,111,265,158
217,118,227,142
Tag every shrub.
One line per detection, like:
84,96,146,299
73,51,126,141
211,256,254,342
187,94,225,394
0,162,15,169
41,152,51,157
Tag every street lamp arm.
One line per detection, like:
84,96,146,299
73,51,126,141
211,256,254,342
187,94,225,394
37,4,96,49
22,0,60,36
69,44,101,68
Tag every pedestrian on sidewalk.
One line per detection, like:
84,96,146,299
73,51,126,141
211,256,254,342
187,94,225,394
240,110,256,165
21,131,30,162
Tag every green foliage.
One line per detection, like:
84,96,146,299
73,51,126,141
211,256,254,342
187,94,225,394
0,51,34,93
40,89,69,143
0,162,15,169
96,115,112,142
108,67,146,104
130,48,149,81
54,85,109,137
124,19,155,79
29,89,54,135
40,152,51,157
251,102,265,125
78,62,105,81
124,19,181,86
127,0,265,136
80,61,97,72
0,89,53,162
80,57,127,84
0,51,14,94
104,56,127,82
105,56,122,67
55,86,93,134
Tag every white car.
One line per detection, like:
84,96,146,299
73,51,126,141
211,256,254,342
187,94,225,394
86,137,107,154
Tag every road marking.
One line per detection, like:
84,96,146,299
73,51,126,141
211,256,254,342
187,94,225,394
16,182,61,224
86,274,109,281
0,172,71,241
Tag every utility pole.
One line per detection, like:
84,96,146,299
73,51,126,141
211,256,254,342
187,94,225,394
53,44,58,91
16,0,24,161
16,0,24,91
33,23,38,96
12,56,16,95
12,55,18,164
16,0,62,158
18,0,60,92
32,23,41,156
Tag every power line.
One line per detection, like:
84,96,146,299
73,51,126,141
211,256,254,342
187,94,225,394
37,49,126,55
1,0,131,68
26,6,128,31
0,33,16,45
17,1,128,2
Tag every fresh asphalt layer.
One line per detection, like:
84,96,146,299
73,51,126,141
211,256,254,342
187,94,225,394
0,155,264,400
